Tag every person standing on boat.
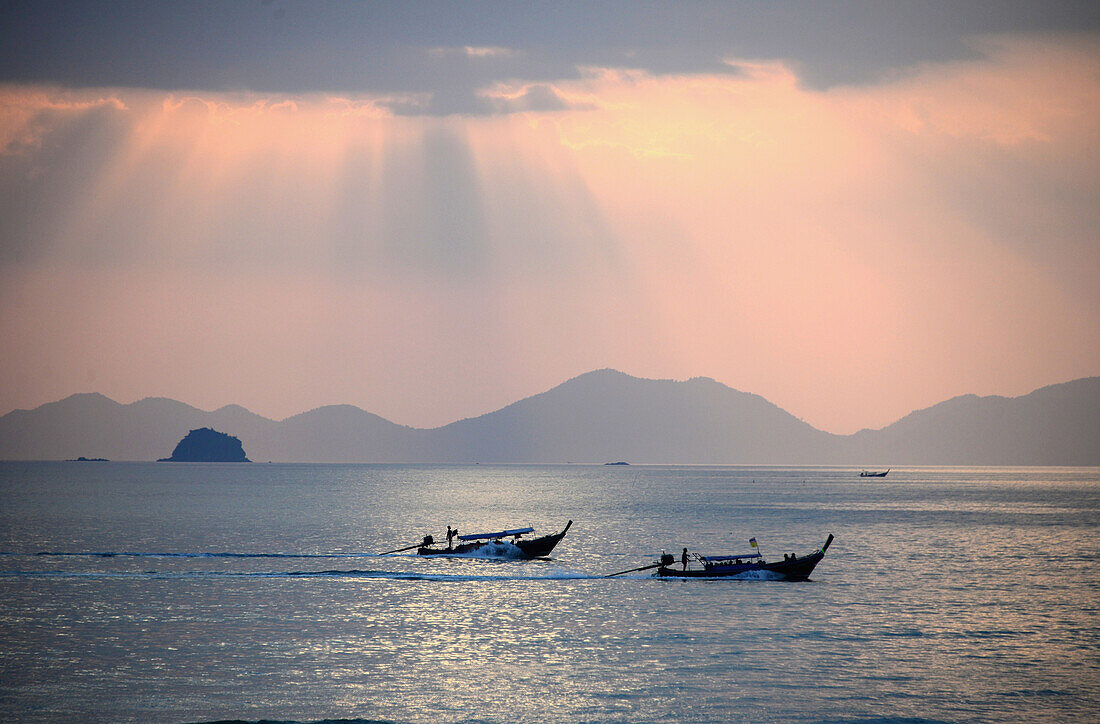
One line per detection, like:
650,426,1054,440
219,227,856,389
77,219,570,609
446,526,457,550
681,547,689,571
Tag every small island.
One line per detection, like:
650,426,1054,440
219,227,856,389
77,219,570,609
67,456,109,462
158,427,250,462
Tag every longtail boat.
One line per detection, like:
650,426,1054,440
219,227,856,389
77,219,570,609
607,534,833,581
860,469,890,477
382,520,572,559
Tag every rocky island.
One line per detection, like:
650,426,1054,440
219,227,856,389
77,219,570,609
158,427,250,462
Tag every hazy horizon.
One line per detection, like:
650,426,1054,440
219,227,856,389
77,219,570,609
2,2,1098,435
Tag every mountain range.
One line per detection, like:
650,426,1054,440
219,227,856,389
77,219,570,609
0,370,1096,465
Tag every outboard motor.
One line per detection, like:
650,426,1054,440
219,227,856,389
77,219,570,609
421,535,435,547
659,553,675,567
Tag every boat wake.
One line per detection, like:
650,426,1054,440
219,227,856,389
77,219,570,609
607,568,786,581
3,565,808,583
289,568,591,581
34,551,378,559
419,541,534,560
694,569,787,581
0,568,594,582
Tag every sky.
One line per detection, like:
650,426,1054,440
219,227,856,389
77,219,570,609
0,1,1098,434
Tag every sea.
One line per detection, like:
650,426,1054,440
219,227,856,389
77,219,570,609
0,462,1097,724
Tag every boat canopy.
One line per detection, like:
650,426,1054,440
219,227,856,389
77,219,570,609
458,527,534,541
701,553,762,563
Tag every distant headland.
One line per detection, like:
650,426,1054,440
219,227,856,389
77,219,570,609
158,428,250,462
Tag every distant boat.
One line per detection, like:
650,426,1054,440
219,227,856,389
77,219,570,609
607,534,834,581
860,469,890,477
402,521,572,559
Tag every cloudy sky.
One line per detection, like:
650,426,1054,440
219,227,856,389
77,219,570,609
1,1,1097,434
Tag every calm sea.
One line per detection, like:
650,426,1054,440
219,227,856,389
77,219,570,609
0,462,1097,723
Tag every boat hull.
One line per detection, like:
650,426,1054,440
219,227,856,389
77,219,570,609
656,534,832,581
417,520,572,559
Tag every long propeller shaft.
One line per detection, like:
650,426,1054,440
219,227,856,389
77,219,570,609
604,562,661,578
380,542,423,555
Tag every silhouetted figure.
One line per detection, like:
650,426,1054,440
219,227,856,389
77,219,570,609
446,526,457,550
682,548,689,571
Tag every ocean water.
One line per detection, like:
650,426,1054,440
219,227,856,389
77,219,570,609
0,462,1097,723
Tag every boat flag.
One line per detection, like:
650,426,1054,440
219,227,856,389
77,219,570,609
749,537,758,548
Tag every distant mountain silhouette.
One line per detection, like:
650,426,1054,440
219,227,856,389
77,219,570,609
424,370,835,463
0,392,277,462
840,377,1100,466
0,370,1096,464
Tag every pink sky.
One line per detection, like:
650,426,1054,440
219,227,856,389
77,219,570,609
1,34,1097,433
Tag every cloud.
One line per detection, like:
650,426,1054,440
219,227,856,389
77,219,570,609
481,83,597,113
2,2,1097,116
429,45,517,59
